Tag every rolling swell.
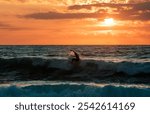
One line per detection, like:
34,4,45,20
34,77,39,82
0,57,150,84
0,84,150,97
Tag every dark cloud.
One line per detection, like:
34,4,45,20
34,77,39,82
0,22,27,30
0,23,13,30
0,23,11,27
21,2,150,21
132,2,150,10
68,3,132,10
22,11,106,20
68,1,150,9
68,2,150,11
68,2,150,21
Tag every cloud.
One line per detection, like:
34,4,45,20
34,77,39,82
22,11,106,20
68,2,150,21
2,0,150,5
128,0,150,3
0,22,27,30
22,2,150,21
0,23,10,27
68,1,150,10
68,3,132,10
3,0,149,21
0,23,13,29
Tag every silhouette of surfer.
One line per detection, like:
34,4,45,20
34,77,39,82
68,50,80,64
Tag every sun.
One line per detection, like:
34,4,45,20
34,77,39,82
102,18,116,26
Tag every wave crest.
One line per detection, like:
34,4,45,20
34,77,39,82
0,84,150,97
0,57,150,84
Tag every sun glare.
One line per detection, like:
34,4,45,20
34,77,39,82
102,18,116,26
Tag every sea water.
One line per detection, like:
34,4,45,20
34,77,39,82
0,45,150,97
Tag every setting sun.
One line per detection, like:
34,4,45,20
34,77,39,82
0,0,150,45
102,18,116,26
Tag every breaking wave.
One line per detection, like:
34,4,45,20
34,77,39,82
0,82,150,97
0,57,150,84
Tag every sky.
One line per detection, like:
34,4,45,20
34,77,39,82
0,0,150,45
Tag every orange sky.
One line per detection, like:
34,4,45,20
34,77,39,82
0,0,150,45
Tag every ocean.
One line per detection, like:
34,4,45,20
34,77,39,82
0,45,150,97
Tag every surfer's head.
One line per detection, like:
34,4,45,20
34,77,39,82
70,50,74,52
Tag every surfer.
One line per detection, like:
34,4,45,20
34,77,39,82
68,50,80,64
